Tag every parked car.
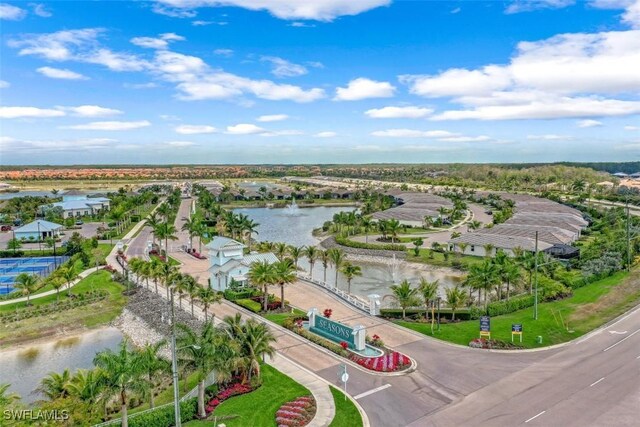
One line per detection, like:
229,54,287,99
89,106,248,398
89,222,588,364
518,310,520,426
484,210,493,215
75,220,84,225
0,225,11,232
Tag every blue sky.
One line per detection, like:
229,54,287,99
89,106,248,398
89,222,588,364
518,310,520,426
1,0,639,165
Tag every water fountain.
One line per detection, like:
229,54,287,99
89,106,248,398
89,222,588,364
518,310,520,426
388,253,400,282
284,197,302,216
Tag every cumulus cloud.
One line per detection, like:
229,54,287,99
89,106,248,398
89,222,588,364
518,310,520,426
334,78,395,101
166,140,196,147
257,114,288,122
260,129,303,137
577,119,603,128
59,105,123,117
225,123,265,134
37,66,88,80
0,106,65,119
64,120,151,130
261,56,307,77
505,0,575,14
154,0,390,21
131,33,184,49
403,29,640,120
624,125,639,130
365,106,433,119
526,134,574,140
175,124,216,134
0,3,26,20
314,131,337,137
31,3,52,17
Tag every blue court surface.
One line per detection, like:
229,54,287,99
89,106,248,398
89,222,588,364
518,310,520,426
0,256,68,295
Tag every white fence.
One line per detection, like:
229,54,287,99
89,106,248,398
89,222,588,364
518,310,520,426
297,273,371,313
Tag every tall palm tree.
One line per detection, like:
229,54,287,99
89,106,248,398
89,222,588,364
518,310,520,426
418,278,439,321
445,285,468,321
274,242,288,261
499,260,522,301
386,219,401,243
93,340,146,427
482,243,495,258
154,222,178,255
37,369,72,400
319,250,330,283
184,275,200,317
288,246,302,269
173,274,189,309
177,322,237,418
274,259,296,309
156,261,178,299
389,279,420,320
145,212,161,245
59,266,78,297
519,251,538,294
198,287,222,322
137,341,169,409
340,262,362,294
242,217,260,252
327,248,345,288
467,260,499,308
222,315,276,383
181,217,201,250
149,257,163,294
14,273,40,306
50,277,66,301
302,245,319,279
67,368,105,417
157,202,172,221
248,260,276,312
360,216,373,243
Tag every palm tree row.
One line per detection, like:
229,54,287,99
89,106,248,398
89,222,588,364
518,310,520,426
247,258,296,311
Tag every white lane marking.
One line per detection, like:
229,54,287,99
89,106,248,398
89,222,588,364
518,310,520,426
603,328,640,352
524,411,546,423
590,377,605,387
353,384,392,400
608,330,627,335
636,355,640,359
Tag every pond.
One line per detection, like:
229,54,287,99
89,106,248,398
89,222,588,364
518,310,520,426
0,327,123,404
232,205,355,247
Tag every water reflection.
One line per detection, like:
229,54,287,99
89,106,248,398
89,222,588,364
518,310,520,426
0,328,123,404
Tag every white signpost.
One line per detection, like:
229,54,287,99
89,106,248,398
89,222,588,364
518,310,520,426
339,364,349,400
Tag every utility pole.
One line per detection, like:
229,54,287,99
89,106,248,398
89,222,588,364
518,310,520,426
534,231,539,321
171,289,182,427
627,198,631,272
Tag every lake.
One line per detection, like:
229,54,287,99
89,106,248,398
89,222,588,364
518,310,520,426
0,328,123,404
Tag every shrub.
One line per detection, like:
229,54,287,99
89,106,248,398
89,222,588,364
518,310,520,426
224,288,260,301
335,235,406,252
235,298,262,313
484,294,535,317
323,308,332,318
380,307,473,321
124,397,197,427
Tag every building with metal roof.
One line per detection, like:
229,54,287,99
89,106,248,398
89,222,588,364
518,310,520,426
14,220,63,241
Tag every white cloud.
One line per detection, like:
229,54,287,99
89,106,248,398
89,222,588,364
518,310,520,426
64,120,151,130
0,3,26,20
131,37,169,49
371,129,457,138
260,129,303,137
314,131,337,137
451,7,461,14
526,134,573,140
37,66,88,80
124,82,158,89
155,0,390,21
290,21,316,27
577,119,603,128
175,124,216,134
261,56,307,77
1,137,117,152
213,48,234,56
0,106,65,119
59,105,124,117
226,123,265,134
192,20,213,26
438,135,491,142
257,114,288,122
85,49,150,71
401,66,512,98
161,32,185,41
0,80,10,88
365,106,433,119
166,140,196,147
152,3,197,18
624,125,639,130
31,3,52,17
505,0,574,14
334,78,395,101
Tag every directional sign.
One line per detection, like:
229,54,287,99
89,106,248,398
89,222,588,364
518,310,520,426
512,324,523,333
480,316,490,332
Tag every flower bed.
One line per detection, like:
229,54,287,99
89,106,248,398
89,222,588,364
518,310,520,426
276,395,316,427
349,351,411,373
468,338,524,350
186,248,207,260
205,382,255,414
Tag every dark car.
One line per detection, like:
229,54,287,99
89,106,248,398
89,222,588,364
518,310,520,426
75,220,84,225
0,225,11,232
484,210,493,215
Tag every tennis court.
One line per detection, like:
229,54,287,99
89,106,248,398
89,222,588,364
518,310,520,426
0,256,69,295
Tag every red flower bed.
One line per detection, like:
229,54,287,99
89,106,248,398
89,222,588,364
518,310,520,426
189,250,207,260
205,382,254,414
323,308,332,318
276,395,316,427
349,351,411,372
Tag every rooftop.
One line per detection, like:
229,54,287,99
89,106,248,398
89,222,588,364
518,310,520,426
15,220,63,233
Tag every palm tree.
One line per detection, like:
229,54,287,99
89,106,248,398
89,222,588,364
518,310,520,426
360,216,373,243
418,278,439,321
457,242,469,257
288,246,302,269
467,220,481,231
181,217,201,250
274,259,296,309
482,243,495,258
93,340,146,427
149,257,163,294
303,245,319,279
156,261,178,299
0,383,20,408
242,217,260,252
319,250,330,283
145,212,161,245
154,222,178,255
340,262,362,294
37,369,72,400
60,266,78,297
67,368,105,417
198,287,222,322
248,260,276,312
386,219,401,243
173,274,189,309
177,323,237,418
328,248,345,288
222,315,276,382
445,286,468,321
500,261,521,301
14,273,40,306
274,242,288,261
519,251,537,294
184,275,200,317
389,279,420,320
157,202,172,221
467,260,499,308
50,277,65,301
137,341,169,409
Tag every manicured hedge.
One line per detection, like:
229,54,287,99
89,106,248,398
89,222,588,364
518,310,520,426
335,235,407,252
485,294,535,317
124,397,197,427
224,288,261,301
235,298,262,313
380,307,473,321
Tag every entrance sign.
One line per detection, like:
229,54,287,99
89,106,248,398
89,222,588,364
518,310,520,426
314,316,354,345
479,316,491,339
511,323,523,343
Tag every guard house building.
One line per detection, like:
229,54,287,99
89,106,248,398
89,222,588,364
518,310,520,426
207,237,278,292
14,220,63,241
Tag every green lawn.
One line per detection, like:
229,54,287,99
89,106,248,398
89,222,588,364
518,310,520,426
329,386,363,427
184,364,310,427
263,308,306,326
398,271,635,348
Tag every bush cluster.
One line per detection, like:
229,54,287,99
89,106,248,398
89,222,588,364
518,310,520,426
485,294,535,317
0,290,109,323
123,398,197,427
235,298,262,313
223,288,261,301
335,235,406,252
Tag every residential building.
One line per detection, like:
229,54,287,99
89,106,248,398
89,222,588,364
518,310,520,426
14,220,63,241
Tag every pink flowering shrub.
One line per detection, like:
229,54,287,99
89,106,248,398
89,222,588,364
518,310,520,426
275,395,316,427
205,382,254,414
349,351,411,372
